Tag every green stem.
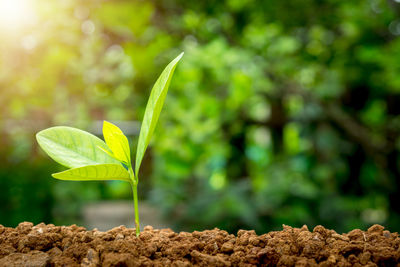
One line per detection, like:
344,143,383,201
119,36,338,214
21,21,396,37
128,167,140,236
132,182,140,236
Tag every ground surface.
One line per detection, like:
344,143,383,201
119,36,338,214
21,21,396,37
0,223,399,266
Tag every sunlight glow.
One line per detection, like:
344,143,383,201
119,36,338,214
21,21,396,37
0,0,36,32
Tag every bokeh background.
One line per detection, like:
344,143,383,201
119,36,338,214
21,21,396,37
1,0,400,234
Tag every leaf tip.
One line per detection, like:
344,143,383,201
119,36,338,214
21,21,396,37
35,129,47,148
35,131,41,141
103,120,111,128
177,52,184,60
35,128,45,139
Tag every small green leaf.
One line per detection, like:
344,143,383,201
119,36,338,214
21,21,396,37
52,164,131,182
36,126,120,168
135,52,184,176
102,120,131,164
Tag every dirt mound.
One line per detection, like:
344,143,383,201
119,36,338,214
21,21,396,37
0,222,399,266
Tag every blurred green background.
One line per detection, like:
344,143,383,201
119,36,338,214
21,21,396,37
1,0,400,234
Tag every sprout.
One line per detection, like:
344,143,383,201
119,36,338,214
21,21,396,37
36,52,184,236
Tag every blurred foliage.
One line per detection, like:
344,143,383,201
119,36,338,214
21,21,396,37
1,0,400,233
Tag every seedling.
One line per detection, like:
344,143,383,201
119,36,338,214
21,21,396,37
36,52,184,236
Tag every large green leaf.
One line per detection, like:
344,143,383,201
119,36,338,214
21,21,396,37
36,126,120,169
135,52,184,176
52,164,130,182
102,120,131,164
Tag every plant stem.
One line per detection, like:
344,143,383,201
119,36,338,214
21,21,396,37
132,182,140,236
128,166,140,236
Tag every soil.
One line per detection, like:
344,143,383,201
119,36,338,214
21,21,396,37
0,223,399,267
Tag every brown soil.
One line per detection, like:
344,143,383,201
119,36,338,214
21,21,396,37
0,223,399,267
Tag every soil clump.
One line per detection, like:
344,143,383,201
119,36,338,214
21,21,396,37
0,222,399,266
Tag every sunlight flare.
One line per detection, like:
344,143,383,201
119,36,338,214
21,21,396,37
0,0,36,32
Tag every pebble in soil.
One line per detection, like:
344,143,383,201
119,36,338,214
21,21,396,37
0,222,399,266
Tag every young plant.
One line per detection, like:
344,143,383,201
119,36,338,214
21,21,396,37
36,52,184,236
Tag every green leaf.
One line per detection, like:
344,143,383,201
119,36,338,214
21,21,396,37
52,164,131,182
102,120,131,164
135,52,184,176
36,126,120,169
